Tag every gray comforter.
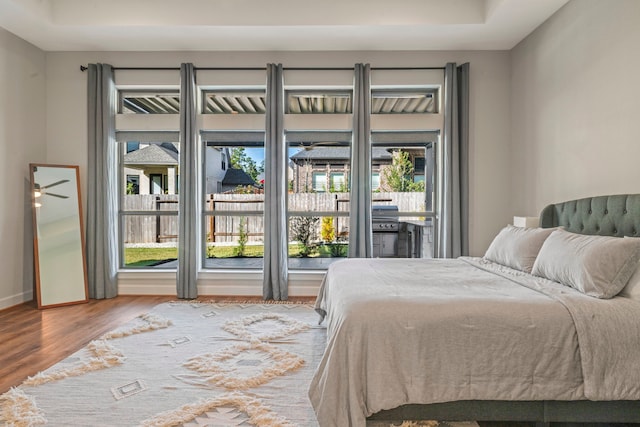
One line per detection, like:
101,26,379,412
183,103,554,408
308,257,640,426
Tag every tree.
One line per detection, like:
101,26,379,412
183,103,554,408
290,216,319,257
230,148,263,182
233,216,248,257
382,150,425,192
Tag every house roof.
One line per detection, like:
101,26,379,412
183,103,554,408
124,143,179,165
222,168,256,186
290,147,392,162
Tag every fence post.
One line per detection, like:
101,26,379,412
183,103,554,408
155,196,161,243
210,194,215,242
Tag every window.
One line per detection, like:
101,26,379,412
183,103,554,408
126,142,140,153
330,173,346,192
371,173,381,191
126,175,140,194
201,89,266,114
371,136,437,258
287,133,351,269
312,173,327,192
120,140,180,269
371,88,439,114
286,90,352,114
112,70,443,279
202,139,265,269
118,90,180,114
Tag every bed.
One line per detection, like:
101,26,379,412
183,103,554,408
308,194,640,426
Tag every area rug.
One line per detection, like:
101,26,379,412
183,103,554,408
0,302,479,427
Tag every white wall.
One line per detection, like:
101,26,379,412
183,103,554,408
510,0,640,216
0,28,46,309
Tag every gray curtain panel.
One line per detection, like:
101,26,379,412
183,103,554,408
348,63,373,258
438,62,470,258
263,63,288,300
86,63,118,299
177,63,198,299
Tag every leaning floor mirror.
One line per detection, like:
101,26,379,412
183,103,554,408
30,164,88,309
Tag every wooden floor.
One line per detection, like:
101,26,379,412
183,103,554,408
0,296,636,427
0,295,175,394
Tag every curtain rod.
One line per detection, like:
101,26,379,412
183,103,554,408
80,65,445,72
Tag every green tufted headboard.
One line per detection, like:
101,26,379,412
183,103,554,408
539,194,640,237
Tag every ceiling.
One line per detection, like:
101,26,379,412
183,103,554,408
0,0,570,52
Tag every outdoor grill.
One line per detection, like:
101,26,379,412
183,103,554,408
372,205,399,257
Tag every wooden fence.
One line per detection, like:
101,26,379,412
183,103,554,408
123,192,425,244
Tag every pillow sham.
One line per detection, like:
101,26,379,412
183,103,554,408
619,237,640,301
483,224,556,273
531,229,640,299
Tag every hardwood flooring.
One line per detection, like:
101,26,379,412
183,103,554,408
0,296,636,426
0,295,175,394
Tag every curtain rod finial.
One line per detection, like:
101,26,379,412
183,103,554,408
80,65,88,72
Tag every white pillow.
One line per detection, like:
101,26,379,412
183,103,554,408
619,237,640,301
532,229,640,299
483,225,557,273
619,262,640,301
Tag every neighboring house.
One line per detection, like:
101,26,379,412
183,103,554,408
221,168,258,193
124,142,179,194
125,144,238,195
289,146,426,193
204,146,230,194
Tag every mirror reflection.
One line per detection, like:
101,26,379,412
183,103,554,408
30,164,88,308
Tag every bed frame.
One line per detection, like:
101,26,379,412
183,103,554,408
368,194,640,425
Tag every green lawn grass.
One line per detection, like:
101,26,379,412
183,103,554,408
125,243,348,267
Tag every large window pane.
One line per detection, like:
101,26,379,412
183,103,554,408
287,135,350,269
204,214,264,269
119,140,179,269
371,141,435,259
202,141,265,269
123,142,179,199
122,214,178,268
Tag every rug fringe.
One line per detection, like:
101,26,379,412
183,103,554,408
23,340,125,387
182,341,305,390
101,313,172,340
0,388,46,426
221,312,310,342
139,391,295,427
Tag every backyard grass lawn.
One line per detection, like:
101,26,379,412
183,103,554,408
125,247,178,267
125,243,348,266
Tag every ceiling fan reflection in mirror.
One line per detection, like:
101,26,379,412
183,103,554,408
34,179,70,199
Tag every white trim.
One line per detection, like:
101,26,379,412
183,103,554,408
118,270,177,295
0,290,33,311
117,270,323,296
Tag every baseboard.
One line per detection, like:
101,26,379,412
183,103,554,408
0,290,34,311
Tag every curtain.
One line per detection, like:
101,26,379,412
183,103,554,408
348,63,373,258
438,62,470,258
86,63,118,299
177,63,198,299
263,63,288,300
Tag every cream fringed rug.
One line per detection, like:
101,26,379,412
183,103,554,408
0,302,479,427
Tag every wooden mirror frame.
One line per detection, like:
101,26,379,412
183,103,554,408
30,164,89,309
